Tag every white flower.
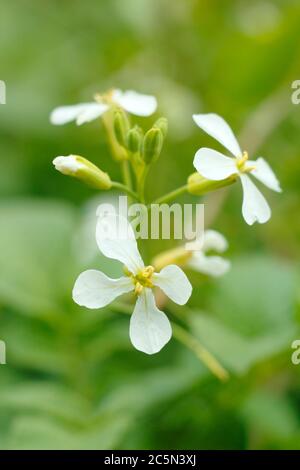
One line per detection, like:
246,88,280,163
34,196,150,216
50,89,157,126
72,213,192,355
193,113,282,225
187,230,231,277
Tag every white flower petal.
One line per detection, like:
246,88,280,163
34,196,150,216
153,264,192,305
247,157,282,193
129,289,172,354
240,174,271,225
50,103,93,125
188,252,231,277
72,270,133,309
203,230,228,253
76,103,108,125
193,113,242,157
193,148,238,181
112,89,157,116
53,155,83,175
96,212,144,274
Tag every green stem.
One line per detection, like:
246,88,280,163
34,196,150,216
110,301,229,382
172,323,229,382
102,111,127,161
121,160,133,204
137,166,149,203
111,181,139,201
121,160,132,189
152,184,188,205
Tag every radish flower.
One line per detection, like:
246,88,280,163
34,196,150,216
187,230,230,277
73,213,192,354
50,89,157,126
193,113,281,225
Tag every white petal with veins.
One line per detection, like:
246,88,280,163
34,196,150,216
188,252,231,277
96,213,144,275
72,269,133,309
153,264,192,305
193,113,242,157
240,174,271,225
202,230,229,253
113,89,157,116
247,157,282,193
50,103,94,125
129,288,172,354
194,148,238,181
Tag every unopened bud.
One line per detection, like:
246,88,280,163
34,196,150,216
127,126,143,153
113,109,130,147
187,172,237,196
53,155,112,190
153,117,168,137
143,127,163,164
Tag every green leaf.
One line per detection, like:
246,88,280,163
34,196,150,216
6,414,132,450
190,313,297,374
0,200,77,317
241,391,300,445
0,382,89,425
211,255,296,337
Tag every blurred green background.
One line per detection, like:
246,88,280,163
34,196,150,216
0,0,300,450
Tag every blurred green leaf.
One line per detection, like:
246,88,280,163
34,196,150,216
0,200,77,317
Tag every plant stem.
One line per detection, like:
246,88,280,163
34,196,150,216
111,181,139,201
121,159,132,189
137,166,149,204
121,160,133,204
110,301,229,382
172,323,229,382
152,184,188,205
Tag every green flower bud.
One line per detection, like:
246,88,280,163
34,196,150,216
53,155,112,190
153,117,168,137
143,127,163,164
113,109,130,147
127,126,143,153
187,172,237,196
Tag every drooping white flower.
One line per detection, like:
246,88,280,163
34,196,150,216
193,113,282,225
72,213,192,354
187,230,231,277
50,89,157,126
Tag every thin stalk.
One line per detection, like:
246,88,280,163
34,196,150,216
152,184,188,205
121,160,133,204
111,181,139,201
137,166,149,204
172,323,229,382
110,301,229,382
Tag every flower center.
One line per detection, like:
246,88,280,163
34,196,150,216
94,89,115,105
236,151,256,174
124,265,155,295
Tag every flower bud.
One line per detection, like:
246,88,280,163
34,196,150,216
153,117,168,137
53,155,112,190
187,172,237,196
143,127,163,164
127,126,143,153
113,109,130,147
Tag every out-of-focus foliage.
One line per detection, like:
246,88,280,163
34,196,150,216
0,0,300,449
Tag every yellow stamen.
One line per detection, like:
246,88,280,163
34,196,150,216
134,282,143,295
124,265,155,296
236,151,249,171
94,89,115,105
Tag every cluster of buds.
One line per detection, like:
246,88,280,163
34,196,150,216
113,108,168,182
